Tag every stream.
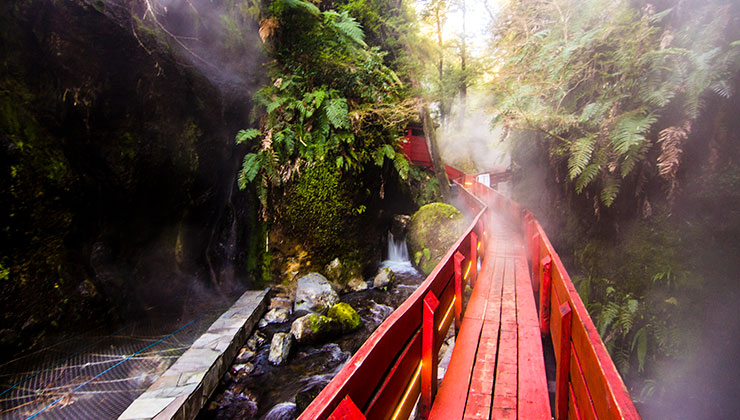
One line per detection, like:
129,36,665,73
197,235,425,420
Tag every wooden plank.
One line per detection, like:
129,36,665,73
428,318,484,420
364,330,422,419
515,255,551,420
556,302,572,420
328,396,366,420
570,346,598,420
568,384,583,420
464,256,504,418
492,258,517,417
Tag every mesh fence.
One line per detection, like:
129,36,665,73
0,306,230,419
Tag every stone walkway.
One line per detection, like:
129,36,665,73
118,289,269,420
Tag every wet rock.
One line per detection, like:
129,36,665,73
391,214,412,237
295,383,325,413
268,332,293,366
325,258,343,283
235,347,256,363
290,313,341,344
294,273,339,313
231,363,254,378
264,307,291,324
347,276,368,292
263,402,297,420
327,302,362,332
247,331,267,350
212,390,258,420
407,203,467,275
373,267,394,288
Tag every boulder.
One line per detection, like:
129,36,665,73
373,267,394,288
407,203,467,275
327,303,362,332
263,307,291,324
268,332,292,365
324,258,343,283
347,276,368,292
290,313,341,344
294,273,339,313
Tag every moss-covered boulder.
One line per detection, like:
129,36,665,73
290,313,341,344
327,302,362,332
407,203,468,275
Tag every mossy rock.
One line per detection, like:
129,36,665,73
327,302,362,332
407,203,468,275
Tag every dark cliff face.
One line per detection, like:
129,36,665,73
0,0,264,358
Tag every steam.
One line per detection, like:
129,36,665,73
436,92,510,173
112,0,264,95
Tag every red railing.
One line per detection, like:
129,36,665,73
300,173,640,420
525,214,641,420
299,181,488,420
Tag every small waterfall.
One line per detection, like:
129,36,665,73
387,231,410,262
262,402,296,420
380,231,417,274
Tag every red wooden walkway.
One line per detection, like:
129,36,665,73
299,162,641,420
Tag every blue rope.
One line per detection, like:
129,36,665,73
24,314,204,420
0,326,128,398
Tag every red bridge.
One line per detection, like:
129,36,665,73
299,138,640,420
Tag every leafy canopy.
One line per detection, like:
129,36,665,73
490,0,739,207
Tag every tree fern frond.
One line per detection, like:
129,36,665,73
575,163,600,193
568,136,595,179
611,112,656,155
600,175,621,207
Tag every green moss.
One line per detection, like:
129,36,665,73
283,163,357,263
327,302,361,332
407,203,467,275
308,314,337,333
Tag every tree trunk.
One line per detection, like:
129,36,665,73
419,103,451,200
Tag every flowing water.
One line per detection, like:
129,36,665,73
199,236,423,420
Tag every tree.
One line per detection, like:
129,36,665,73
489,0,739,209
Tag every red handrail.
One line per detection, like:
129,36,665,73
300,174,640,420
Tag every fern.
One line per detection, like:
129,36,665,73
611,112,656,155
326,98,349,129
235,128,262,145
568,136,595,179
394,154,409,180
600,175,621,207
327,11,367,47
239,153,262,188
575,163,599,193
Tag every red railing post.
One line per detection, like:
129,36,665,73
556,302,572,420
328,395,367,420
469,232,478,288
453,251,465,330
531,232,541,292
539,256,553,334
421,292,440,419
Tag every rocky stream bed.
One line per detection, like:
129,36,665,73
196,265,425,420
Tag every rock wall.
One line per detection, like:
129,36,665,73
0,0,264,358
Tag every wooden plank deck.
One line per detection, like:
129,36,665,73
429,212,551,420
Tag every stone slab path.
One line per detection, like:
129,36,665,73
118,289,269,420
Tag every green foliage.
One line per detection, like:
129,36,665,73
236,0,414,217
490,0,740,207
572,214,696,391
283,164,356,260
